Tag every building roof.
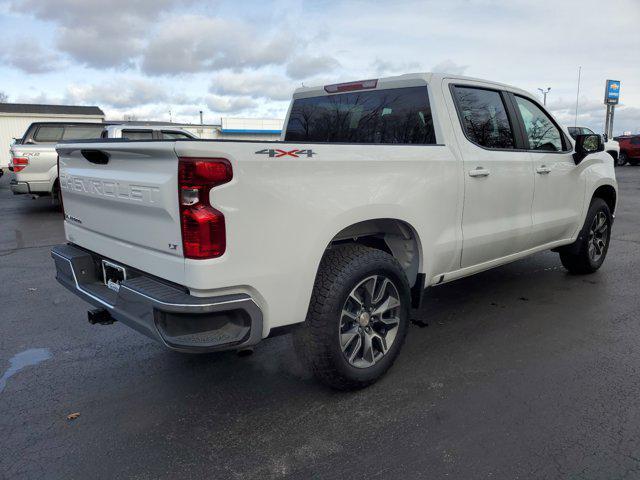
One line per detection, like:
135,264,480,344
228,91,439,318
113,120,221,127
0,103,104,116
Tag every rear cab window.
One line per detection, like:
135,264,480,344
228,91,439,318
284,86,436,144
34,126,64,143
31,124,105,143
451,86,515,149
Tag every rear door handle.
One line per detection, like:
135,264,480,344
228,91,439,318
469,167,490,177
536,165,551,174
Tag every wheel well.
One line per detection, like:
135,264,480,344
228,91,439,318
607,150,618,161
593,185,616,214
329,219,421,287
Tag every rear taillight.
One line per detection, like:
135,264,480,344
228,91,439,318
178,157,232,259
12,157,28,172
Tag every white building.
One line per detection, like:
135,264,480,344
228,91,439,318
0,103,105,168
177,117,284,141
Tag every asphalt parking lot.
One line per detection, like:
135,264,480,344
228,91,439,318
1,167,640,480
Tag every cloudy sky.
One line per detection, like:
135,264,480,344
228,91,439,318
0,0,638,134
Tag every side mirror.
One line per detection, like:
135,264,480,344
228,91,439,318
573,134,604,164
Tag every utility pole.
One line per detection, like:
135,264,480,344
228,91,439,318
199,110,203,125
169,109,172,123
537,87,551,106
574,66,581,127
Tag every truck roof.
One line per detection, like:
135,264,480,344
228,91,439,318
292,72,533,99
0,103,104,116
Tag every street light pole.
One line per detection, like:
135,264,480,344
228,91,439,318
574,66,582,127
537,87,551,106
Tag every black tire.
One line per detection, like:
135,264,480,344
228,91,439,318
53,181,63,211
617,151,627,166
559,198,612,274
293,244,410,390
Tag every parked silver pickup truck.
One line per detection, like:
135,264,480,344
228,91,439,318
9,122,196,202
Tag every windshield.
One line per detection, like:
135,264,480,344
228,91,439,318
567,126,595,139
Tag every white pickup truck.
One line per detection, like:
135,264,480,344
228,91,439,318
52,73,617,390
568,126,622,166
10,123,195,201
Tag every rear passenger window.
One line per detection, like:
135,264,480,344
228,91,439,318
34,126,64,142
62,125,105,140
515,96,565,152
122,130,154,140
285,86,436,144
161,131,192,140
452,86,514,149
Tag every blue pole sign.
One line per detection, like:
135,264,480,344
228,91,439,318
604,79,621,105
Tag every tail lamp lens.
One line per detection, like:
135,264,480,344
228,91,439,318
178,158,232,259
12,157,29,172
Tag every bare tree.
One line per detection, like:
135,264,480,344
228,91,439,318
0,91,8,103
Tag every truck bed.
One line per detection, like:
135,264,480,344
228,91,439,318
57,138,458,332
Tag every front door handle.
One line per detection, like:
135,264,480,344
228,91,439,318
469,167,490,177
536,165,551,174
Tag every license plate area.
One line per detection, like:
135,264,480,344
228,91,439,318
102,260,127,292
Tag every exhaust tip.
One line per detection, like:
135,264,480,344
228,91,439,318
236,347,254,357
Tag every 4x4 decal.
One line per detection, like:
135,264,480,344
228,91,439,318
255,148,315,158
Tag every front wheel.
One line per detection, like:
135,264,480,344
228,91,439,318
617,152,627,166
293,244,410,390
559,198,612,274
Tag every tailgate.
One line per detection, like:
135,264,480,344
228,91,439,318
57,142,182,257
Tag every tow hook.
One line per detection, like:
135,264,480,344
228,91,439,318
237,347,254,357
87,308,116,325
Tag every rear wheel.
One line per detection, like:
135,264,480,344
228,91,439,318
293,244,410,390
52,181,63,210
559,198,611,274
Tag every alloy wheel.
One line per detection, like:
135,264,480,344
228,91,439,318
339,275,402,369
617,153,627,166
588,211,609,262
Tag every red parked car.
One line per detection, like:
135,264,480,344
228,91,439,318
616,135,640,166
